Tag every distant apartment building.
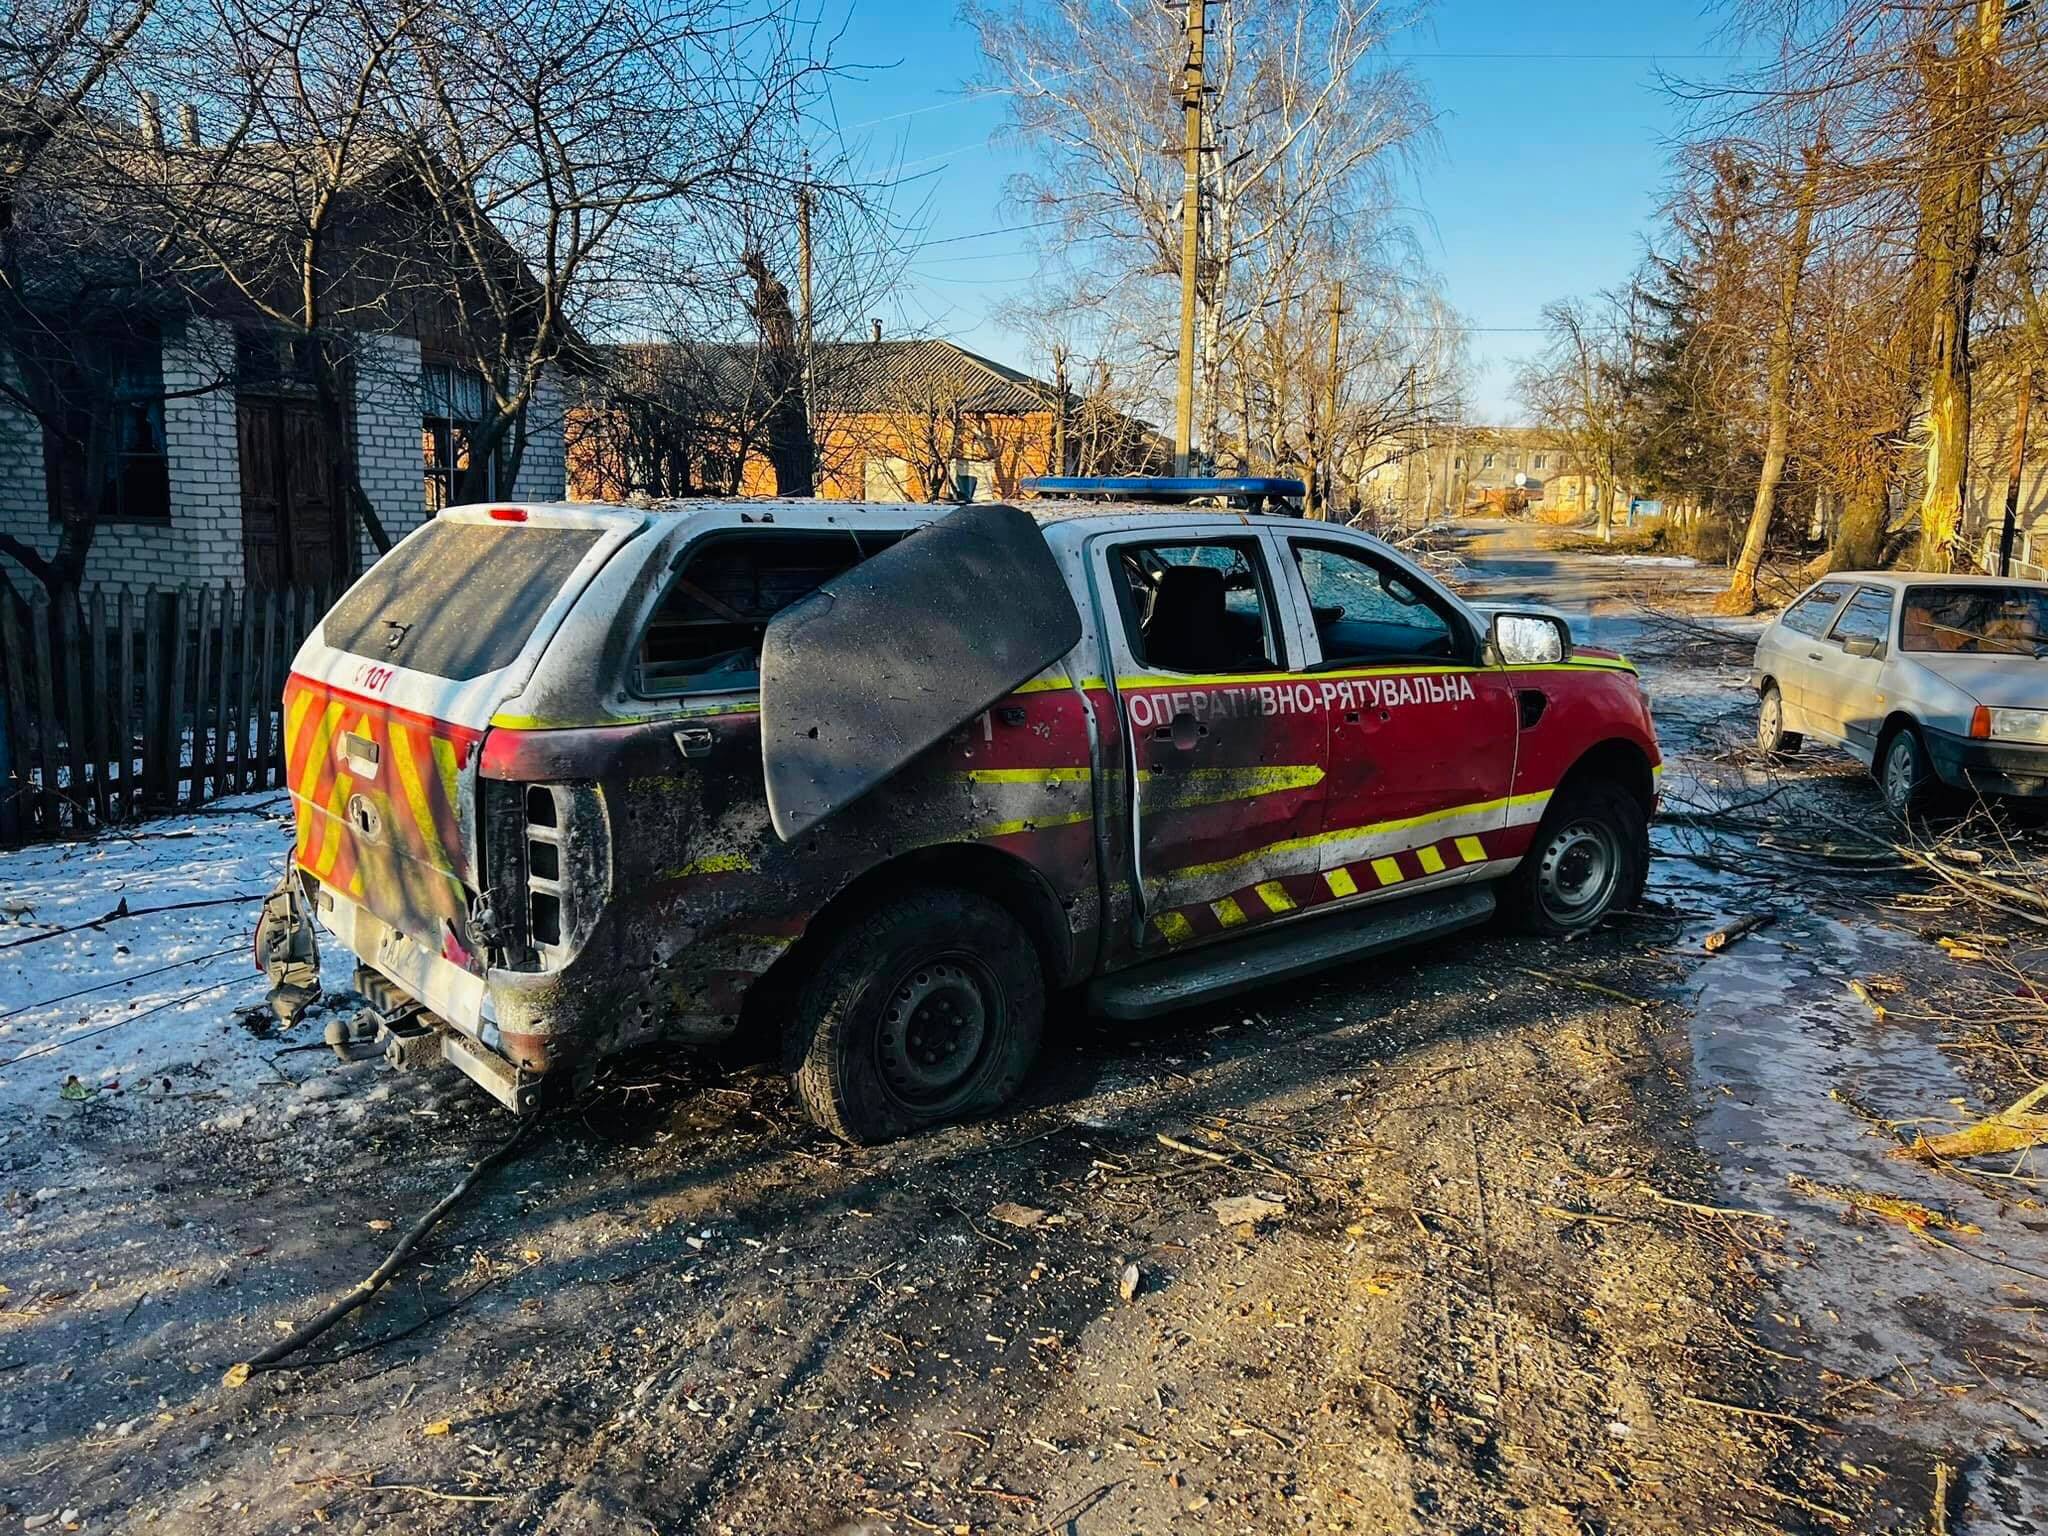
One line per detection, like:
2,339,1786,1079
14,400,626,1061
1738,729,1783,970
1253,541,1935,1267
1356,427,1600,520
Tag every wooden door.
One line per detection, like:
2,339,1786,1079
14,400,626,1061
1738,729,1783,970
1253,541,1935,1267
238,399,286,588
240,397,347,589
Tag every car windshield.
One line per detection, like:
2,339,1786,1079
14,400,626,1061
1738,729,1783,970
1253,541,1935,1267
1900,585,2048,658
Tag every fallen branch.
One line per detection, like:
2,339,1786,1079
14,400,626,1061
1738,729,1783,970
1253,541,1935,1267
224,1115,543,1387
1704,913,1775,954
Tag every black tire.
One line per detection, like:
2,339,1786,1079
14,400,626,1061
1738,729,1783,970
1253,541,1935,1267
786,888,1044,1144
1504,779,1649,936
1756,682,1802,758
1878,724,1932,822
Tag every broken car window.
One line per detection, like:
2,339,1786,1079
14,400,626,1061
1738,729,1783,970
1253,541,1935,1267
1111,541,1280,675
1291,541,1460,664
638,530,902,694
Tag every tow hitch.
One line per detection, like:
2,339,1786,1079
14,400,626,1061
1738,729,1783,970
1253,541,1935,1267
346,967,549,1115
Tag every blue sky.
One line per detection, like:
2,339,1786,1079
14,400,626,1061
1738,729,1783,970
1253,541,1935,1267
815,1,1749,422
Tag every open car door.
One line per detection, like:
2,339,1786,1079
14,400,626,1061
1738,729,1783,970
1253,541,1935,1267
759,502,1084,840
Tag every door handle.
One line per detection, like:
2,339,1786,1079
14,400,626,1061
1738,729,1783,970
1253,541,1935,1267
1152,710,1205,751
1807,651,1824,661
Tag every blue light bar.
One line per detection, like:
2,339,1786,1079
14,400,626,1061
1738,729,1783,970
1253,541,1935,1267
1022,475,1307,506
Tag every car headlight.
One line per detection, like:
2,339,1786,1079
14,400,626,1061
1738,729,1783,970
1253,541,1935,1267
1987,707,2048,744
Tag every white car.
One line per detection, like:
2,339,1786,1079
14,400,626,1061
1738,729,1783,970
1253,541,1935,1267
1750,573,2048,815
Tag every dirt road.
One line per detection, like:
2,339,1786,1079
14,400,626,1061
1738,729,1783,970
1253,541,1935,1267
2,520,2044,1533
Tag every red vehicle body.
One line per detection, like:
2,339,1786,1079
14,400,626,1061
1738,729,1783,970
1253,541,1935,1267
270,498,1660,1141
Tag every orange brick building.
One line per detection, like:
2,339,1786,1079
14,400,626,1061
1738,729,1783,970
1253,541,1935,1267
569,337,1159,505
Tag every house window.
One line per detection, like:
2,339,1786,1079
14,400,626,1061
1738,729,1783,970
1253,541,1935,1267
1453,456,1464,470
1481,453,1495,469
1533,453,1547,470
422,361,502,510
42,330,170,523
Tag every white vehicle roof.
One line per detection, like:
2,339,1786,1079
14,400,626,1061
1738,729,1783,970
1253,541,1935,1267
1813,570,2048,591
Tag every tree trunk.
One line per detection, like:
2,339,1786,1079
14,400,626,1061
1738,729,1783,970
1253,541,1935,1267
1915,0,2003,571
1720,131,1826,615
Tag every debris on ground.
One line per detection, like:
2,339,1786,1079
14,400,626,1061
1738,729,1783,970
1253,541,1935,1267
1210,1192,1286,1227
1900,1083,2048,1162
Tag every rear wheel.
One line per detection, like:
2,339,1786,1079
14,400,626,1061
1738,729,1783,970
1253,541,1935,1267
1879,725,1932,821
1756,682,1802,758
787,888,1044,1144
1505,780,1648,936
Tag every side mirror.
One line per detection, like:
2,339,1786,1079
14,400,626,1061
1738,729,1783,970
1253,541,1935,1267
1489,611,1571,666
1842,634,1885,659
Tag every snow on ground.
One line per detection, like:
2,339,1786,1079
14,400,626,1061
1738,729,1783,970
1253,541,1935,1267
0,792,353,1139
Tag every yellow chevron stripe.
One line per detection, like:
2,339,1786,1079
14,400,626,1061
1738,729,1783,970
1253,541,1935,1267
430,734,461,816
282,688,315,772
388,722,453,882
1155,910,1196,944
1254,879,1296,913
1370,856,1405,886
1211,895,1247,928
1455,835,1486,863
1168,793,1513,885
1417,845,1446,875
1324,866,1358,898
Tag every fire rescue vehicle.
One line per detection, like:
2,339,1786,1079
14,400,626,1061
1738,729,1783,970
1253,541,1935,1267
256,479,1660,1143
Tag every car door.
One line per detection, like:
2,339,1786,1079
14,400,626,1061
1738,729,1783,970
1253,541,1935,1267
1276,532,1519,893
1091,529,1327,952
1767,581,1853,727
1807,585,1896,757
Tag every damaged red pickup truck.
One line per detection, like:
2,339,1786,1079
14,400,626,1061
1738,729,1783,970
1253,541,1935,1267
257,486,1660,1142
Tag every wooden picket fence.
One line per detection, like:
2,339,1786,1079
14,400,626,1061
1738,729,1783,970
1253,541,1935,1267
0,582,341,845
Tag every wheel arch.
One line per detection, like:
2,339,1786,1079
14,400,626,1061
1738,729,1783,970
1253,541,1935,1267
1875,709,1922,753
1552,736,1657,821
740,843,1079,1045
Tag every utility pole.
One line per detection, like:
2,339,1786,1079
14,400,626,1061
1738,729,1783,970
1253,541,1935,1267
797,179,815,449
1399,366,1417,531
1313,280,1342,520
1998,368,2034,576
1172,0,1205,475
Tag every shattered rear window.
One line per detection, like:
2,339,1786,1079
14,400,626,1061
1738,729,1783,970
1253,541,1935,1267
325,521,601,681
638,529,901,694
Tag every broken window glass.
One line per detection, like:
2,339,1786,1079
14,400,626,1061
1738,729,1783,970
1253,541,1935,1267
638,529,903,695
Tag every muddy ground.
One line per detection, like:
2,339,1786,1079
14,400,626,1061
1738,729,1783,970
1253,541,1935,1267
3,521,2046,1534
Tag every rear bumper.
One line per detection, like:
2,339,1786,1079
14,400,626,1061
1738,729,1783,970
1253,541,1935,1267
1923,727,2048,798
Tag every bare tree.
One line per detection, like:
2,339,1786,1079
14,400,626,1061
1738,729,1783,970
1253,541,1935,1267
1719,123,1826,613
966,0,1444,477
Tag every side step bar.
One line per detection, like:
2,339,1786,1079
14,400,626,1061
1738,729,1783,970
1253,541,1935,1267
1088,885,1495,1020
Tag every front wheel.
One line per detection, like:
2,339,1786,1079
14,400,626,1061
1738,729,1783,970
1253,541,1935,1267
786,888,1044,1144
1504,780,1649,936
1757,683,1802,758
1879,726,1932,822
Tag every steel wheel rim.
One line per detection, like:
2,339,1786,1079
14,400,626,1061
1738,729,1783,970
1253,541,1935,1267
1758,691,1781,750
875,954,998,1110
1884,738,1916,812
1536,817,1621,927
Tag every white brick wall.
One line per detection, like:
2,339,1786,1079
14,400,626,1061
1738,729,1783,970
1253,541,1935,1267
0,323,570,592
513,367,567,502
0,317,243,592
353,332,424,570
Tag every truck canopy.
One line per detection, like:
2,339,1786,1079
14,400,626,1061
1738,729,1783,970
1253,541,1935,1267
758,501,1084,840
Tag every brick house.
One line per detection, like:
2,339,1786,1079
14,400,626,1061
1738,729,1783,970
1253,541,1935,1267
569,336,1160,505
0,111,566,596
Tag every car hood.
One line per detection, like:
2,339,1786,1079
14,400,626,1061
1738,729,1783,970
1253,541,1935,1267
1909,652,2048,706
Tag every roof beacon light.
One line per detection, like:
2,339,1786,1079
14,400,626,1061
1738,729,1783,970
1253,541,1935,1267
488,506,529,522
1021,475,1307,514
